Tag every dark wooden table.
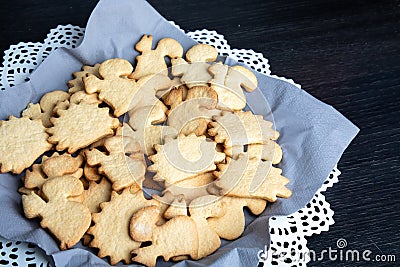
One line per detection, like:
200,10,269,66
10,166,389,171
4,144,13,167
0,0,399,266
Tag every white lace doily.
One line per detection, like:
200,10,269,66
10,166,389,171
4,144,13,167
0,24,340,267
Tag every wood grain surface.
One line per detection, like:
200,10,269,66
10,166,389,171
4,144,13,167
0,0,399,266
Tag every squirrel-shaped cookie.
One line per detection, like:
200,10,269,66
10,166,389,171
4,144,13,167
131,195,226,266
208,63,258,111
129,35,183,80
130,206,198,267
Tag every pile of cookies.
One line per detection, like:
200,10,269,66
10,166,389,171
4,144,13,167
0,34,292,266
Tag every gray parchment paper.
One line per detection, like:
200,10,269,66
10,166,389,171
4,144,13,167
0,0,359,266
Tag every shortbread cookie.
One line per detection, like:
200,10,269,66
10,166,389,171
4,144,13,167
225,140,283,164
8,38,293,266
47,102,120,153
157,77,186,100
128,108,177,155
148,134,225,185
52,91,102,115
206,196,266,240
163,84,188,112
87,123,129,150
188,195,226,217
128,73,171,119
22,153,84,202
41,153,84,178
214,154,292,202
23,161,47,190
69,90,102,105
151,191,180,226
166,86,219,136
186,85,218,100
87,187,158,264
84,58,172,117
163,196,188,219
208,110,279,147
208,63,258,110
22,175,91,250
163,172,216,203
83,58,137,117
188,195,225,259
85,135,145,191
130,35,183,80
22,90,70,127
68,64,100,93
0,116,52,174
172,44,218,88
83,163,102,182
165,195,223,260
24,153,83,190
82,178,112,213
130,205,198,267
131,195,225,265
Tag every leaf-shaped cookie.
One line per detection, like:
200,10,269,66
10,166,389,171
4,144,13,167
213,154,292,202
225,139,283,164
208,110,279,147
